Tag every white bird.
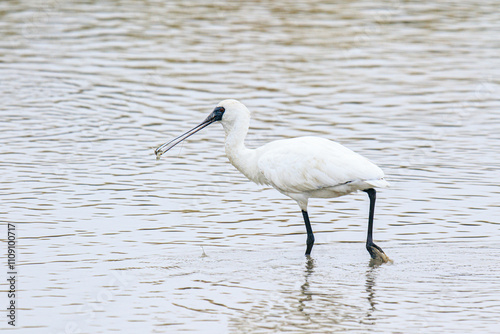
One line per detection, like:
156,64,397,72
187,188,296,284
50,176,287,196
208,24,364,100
156,99,390,262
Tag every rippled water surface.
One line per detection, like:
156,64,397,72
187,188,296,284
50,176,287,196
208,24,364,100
1,0,500,333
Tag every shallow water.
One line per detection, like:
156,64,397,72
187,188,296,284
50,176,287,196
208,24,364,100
1,0,500,333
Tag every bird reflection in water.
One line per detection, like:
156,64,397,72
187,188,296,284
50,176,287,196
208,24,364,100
363,261,384,325
229,256,388,331
296,256,386,327
297,257,315,316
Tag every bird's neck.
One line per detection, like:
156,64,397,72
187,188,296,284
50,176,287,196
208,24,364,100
222,120,258,181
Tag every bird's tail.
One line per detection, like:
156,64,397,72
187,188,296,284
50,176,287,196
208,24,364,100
365,178,390,188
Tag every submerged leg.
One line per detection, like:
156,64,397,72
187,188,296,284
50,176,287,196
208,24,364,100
302,210,315,256
363,188,389,262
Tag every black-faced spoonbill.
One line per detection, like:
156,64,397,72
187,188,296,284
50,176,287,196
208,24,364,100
155,99,390,262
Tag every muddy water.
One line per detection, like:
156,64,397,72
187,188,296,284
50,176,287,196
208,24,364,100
1,0,499,333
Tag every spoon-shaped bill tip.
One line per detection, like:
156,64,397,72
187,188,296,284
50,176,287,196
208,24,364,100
155,150,163,160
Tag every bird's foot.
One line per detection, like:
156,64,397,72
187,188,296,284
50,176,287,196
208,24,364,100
367,242,392,264
305,245,313,257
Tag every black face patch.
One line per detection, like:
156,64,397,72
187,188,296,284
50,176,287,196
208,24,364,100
212,106,225,121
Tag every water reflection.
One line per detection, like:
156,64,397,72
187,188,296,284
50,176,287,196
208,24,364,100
363,264,379,325
229,255,389,332
297,257,315,316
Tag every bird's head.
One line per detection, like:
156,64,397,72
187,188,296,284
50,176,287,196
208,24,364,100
155,99,250,159
212,99,250,133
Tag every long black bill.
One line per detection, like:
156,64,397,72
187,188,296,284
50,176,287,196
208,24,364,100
155,108,223,160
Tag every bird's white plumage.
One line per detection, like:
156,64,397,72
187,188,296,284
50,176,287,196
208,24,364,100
155,99,391,260
256,136,386,194
215,99,388,210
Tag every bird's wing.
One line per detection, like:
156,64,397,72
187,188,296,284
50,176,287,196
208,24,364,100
257,137,384,194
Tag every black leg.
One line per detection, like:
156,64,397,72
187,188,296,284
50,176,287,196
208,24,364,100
302,210,315,256
363,188,387,260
